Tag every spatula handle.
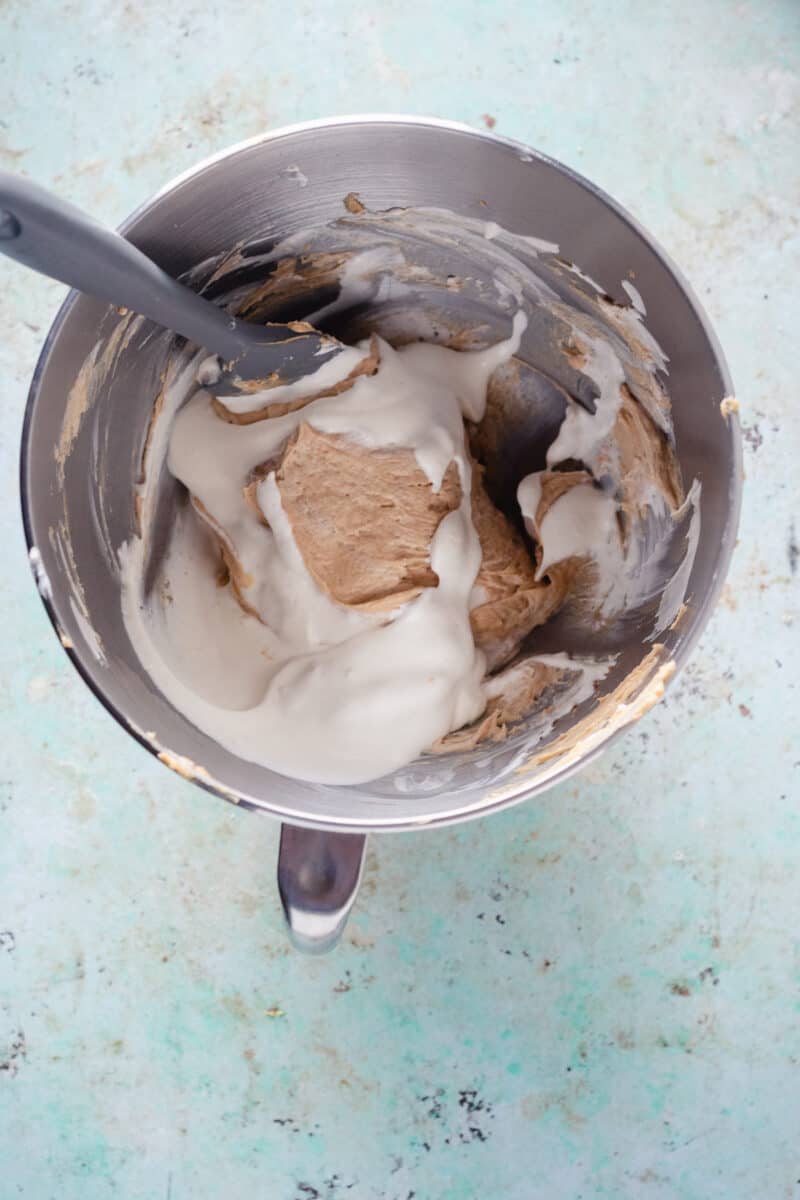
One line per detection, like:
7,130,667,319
0,170,245,359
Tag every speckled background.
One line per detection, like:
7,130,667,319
1,2,798,1198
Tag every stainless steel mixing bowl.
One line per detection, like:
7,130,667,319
20,116,741,950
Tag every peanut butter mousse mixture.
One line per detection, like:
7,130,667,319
120,299,693,786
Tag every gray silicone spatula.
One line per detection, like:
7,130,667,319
0,170,344,394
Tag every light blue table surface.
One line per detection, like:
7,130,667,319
1,3,798,1197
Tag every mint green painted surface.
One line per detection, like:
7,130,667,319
1,2,798,1197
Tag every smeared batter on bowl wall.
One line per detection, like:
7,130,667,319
118,207,698,787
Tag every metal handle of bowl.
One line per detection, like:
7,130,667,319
277,825,366,953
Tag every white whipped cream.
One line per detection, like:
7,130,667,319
121,315,526,785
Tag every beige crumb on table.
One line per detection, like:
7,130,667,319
343,191,365,214
720,395,740,418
